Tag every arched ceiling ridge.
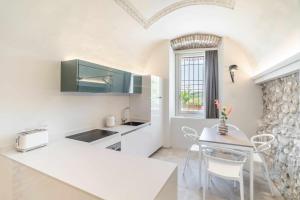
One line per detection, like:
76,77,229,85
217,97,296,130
170,33,222,50
114,0,235,28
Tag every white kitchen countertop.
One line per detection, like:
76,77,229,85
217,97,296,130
102,122,151,136
3,137,176,200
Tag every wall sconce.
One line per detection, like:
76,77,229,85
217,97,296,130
229,65,238,83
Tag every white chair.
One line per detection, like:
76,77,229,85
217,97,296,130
251,134,275,196
211,123,240,131
202,147,248,200
182,126,201,175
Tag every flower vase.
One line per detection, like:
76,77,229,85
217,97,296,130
218,119,228,135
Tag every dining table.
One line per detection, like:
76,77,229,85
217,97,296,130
198,127,254,200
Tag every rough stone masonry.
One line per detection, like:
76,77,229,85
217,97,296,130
257,73,300,200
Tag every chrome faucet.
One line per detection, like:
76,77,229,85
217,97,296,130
121,107,130,124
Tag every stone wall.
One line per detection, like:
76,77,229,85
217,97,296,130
257,73,300,200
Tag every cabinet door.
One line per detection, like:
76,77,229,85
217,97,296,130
132,75,142,94
78,65,112,93
122,72,132,93
149,114,163,153
121,125,152,157
126,75,142,94
111,70,133,93
150,76,163,152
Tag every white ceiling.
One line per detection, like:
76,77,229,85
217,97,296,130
1,0,300,75
115,0,235,28
130,0,185,18
114,0,300,74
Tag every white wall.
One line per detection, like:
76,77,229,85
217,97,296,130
221,37,262,137
0,56,130,148
0,28,262,151
170,118,219,149
0,0,150,151
145,37,262,149
1,0,299,74
0,2,148,150
0,38,130,150
0,0,263,150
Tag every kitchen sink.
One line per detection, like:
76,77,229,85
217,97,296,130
122,121,145,126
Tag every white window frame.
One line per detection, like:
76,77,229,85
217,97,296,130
175,49,206,118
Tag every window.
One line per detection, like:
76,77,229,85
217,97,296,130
175,51,205,117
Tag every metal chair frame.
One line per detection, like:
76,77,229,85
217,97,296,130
250,134,275,196
182,126,201,175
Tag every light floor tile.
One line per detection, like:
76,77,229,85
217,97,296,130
151,148,283,200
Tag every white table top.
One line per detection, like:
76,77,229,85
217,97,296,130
3,139,176,200
200,127,253,148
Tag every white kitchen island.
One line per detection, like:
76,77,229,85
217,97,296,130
1,139,177,200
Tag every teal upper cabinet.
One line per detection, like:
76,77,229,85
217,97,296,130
78,64,111,93
61,59,142,94
111,69,126,93
132,75,142,94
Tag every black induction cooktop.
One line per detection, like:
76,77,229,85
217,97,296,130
66,129,118,143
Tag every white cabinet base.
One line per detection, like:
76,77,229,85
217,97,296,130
121,125,152,157
121,123,163,157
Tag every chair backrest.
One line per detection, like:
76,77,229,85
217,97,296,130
202,146,247,169
211,123,240,131
181,126,199,143
251,134,275,153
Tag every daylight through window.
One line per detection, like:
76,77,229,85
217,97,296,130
176,52,205,116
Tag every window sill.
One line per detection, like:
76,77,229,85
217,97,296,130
172,115,205,120
174,111,205,119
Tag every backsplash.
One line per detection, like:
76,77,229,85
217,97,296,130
257,73,300,200
0,92,129,150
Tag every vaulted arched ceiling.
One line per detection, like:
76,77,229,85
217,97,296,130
1,0,300,75
113,0,300,74
114,0,235,28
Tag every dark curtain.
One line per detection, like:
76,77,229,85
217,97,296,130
205,50,219,118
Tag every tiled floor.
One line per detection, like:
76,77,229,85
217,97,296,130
151,148,283,200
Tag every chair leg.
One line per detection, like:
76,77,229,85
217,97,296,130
203,170,208,200
208,174,212,188
183,149,191,175
262,162,274,196
199,148,202,186
239,172,244,200
234,181,237,190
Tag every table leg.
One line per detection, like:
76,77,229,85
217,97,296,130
249,150,254,200
199,144,202,188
